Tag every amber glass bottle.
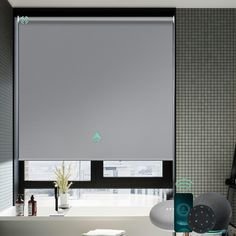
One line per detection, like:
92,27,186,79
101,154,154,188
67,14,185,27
28,195,37,216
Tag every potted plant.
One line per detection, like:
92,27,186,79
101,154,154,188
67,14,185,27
54,161,72,209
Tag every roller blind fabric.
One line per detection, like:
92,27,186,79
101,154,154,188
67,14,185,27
17,17,174,161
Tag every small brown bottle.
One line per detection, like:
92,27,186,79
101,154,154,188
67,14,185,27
28,195,37,216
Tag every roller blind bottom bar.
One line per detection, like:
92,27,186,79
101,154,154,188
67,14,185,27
19,156,173,161
17,16,174,23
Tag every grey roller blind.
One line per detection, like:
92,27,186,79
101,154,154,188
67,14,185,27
17,17,174,161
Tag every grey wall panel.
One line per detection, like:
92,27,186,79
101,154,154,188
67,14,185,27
0,0,13,210
176,9,236,224
18,19,174,161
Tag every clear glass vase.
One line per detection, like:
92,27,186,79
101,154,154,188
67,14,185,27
59,193,69,209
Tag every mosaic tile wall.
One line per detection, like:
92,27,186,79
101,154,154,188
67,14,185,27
0,0,13,210
176,9,236,223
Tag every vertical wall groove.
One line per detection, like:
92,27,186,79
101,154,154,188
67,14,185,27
176,9,236,223
0,0,13,210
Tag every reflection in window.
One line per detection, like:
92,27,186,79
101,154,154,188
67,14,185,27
104,161,162,177
25,188,172,207
25,161,91,181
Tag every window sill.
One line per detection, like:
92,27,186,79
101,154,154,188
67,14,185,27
0,205,154,220
0,194,162,219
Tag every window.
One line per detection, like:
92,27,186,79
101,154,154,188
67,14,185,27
25,161,162,180
15,9,175,206
19,160,173,206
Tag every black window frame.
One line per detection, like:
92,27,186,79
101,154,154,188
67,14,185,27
13,7,176,200
18,160,173,194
